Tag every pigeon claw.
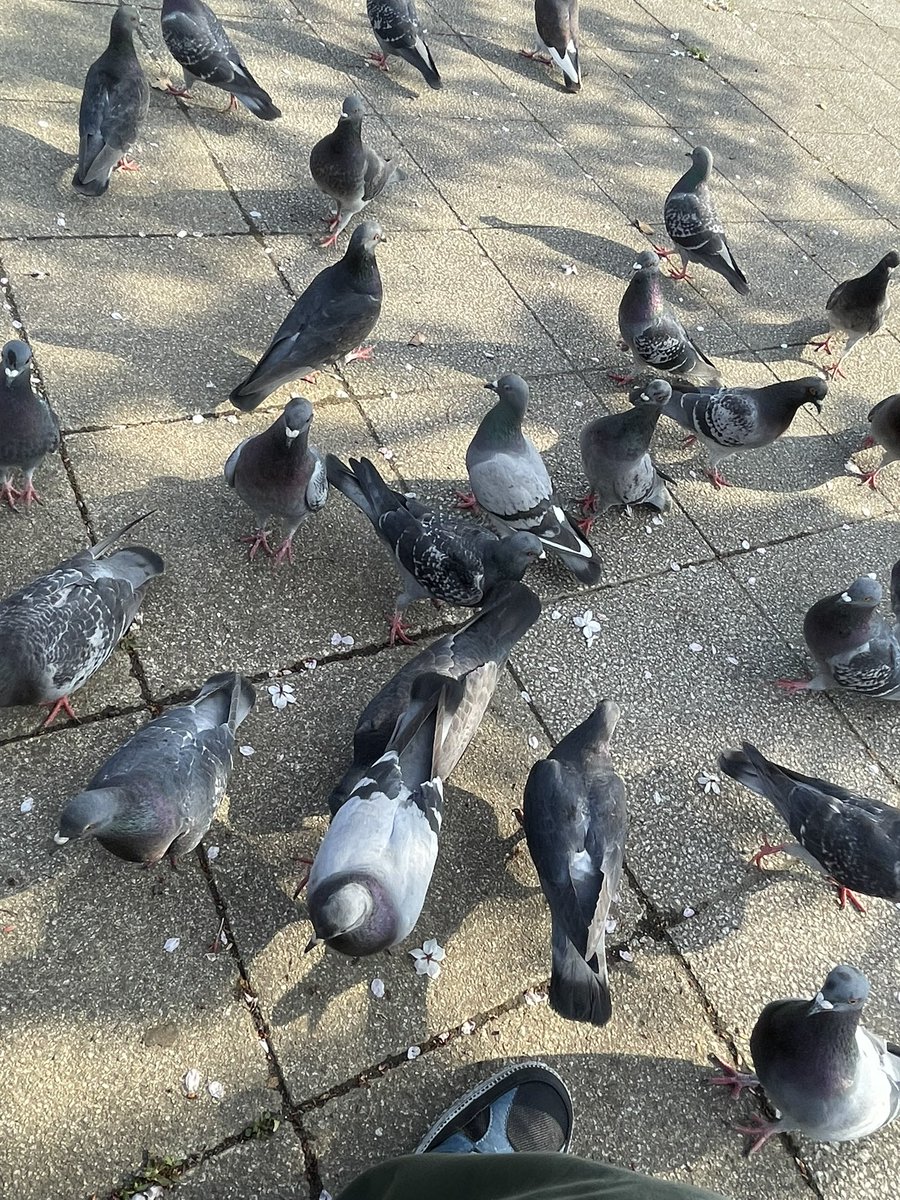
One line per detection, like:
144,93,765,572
734,1114,780,1157
810,335,834,356
16,481,43,510
292,856,314,898
861,434,875,450
272,537,295,566
0,481,22,509
165,84,193,98
576,514,596,537
824,360,847,380
607,371,635,386
41,695,78,727
707,1055,760,1100
519,48,553,65
775,677,812,694
388,611,413,647
859,468,880,491
455,490,479,511
344,345,374,364
652,245,675,259
831,880,867,913
682,434,698,449
240,529,274,561
223,94,238,114
750,839,787,869
665,264,694,282
366,51,390,71
320,232,340,250
706,467,732,489
115,155,141,172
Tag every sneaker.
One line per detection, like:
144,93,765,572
413,1060,574,1155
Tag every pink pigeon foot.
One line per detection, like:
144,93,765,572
240,529,273,561
607,371,635,385
388,611,413,647
292,856,314,898
41,695,78,727
707,467,732,489
831,880,866,913
344,345,374,364
16,480,43,510
299,372,320,384
750,839,787,869
519,48,553,65
0,481,22,509
652,245,674,259
775,677,813,694
165,83,192,98
115,155,140,172
735,1114,782,1157
320,232,340,249
666,264,694,282
708,1055,759,1100
824,360,847,380
576,514,596,537
367,51,389,70
455,490,479,511
223,94,238,114
860,468,880,490
272,537,295,566
810,334,834,355
862,434,875,449
682,434,698,448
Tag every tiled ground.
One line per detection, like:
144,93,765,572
2,0,900,1197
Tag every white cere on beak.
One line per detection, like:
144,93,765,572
639,392,650,402
285,426,301,440
53,832,70,845
840,592,853,602
814,992,834,1010
5,367,20,378
867,572,878,580
632,261,643,270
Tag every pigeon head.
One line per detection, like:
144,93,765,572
809,964,870,1015
484,373,530,420
56,787,130,844
687,145,714,176
282,396,314,445
2,339,32,382
839,574,882,607
340,96,365,124
632,249,661,274
490,531,544,579
800,378,827,412
112,3,142,34
346,220,385,260
634,379,672,408
881,250,900,271
309,879,373,946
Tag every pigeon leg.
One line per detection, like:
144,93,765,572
575,493,597,536
299,372,320,385
17,470,43,510
41,695,78,727
665,260,694,282
708,1055,760,1100
519,48,553,65
366,51,390,71
222,94,238,114
344,345,374,364
0,478,22,509
824,359,847,380
455,490,479,511
706,466,732,488
165,83,193,98
734,1114,784,1157
810,334,834,355
292,857,314,898
830,879,867,913
750,839,788,869
115,154,140,173
388,610,414,646
652,245,675,259
775,676,816,693
682,434,698,448
272,536,295,566
607,371,636,385
240,529,274,560
861,434,875,450
859,467,881,490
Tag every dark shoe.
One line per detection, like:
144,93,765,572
414,1060,573,1154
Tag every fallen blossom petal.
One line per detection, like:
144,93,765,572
182,1068,202,1098
239,745,255,757
407,1045,421,1060
19,797,34,814
371,977,385,999
619,948,634,962
164,937,181,953
207,845,220,861
460,1020,475,1034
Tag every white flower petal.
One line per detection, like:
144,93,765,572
208,1080,225,1102
207,845,220,861
239,745,255,757
407,1045,421,1059
182,1068,202,1098
371,977,385,998
163,937,180,953
425,959,441,979
19,797,34,814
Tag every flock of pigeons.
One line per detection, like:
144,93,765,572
3,0,900,1168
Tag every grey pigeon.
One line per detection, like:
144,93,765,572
306,672,468,955
0,514,163,727
0,340,60,511
326,454,543,645
54,672,254,864
329,580,542,812
778,565,900,700
230,222,384,412
161,0,280,119
859,392,900,490
641,375,827,488
660,146,749,295
813,250,899,379
463,375,602,586
73,5,149,197
577,378,673,533
615,250,720,387
309,96,406,249
520,0,581,93
223,396,327,565
522,700,626,1026
366,0,442,90
710,965,900,1154
720,742,900,912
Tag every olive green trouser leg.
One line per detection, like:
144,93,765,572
336,1153,730,1200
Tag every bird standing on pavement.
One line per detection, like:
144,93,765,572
812,250,899,379
366,0,442,90
778,565,900,700
644,376,826,488
55,672,255,863
520,0,581,93
577,379,673,533
615,250,720,387
0,340,60,512
161,0,281,119
224,396,327,565
523,700,627,1026
719,741,900,912
230,222,384,412
73,5,150,197
710,965,900,1155
0,515,163,727
659,146,749,294
857,392,900,490
463,375,602,585
326,454,543,644
309,97,406,249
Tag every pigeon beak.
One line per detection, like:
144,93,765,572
47,832,70,855
631,261,643,271
809,992,834,1015
484,380,499,394
304,933,322,954
5,367,20,379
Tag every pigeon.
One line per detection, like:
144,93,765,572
640,376,827,488
0,514,163,727
306,672,469,956
309,96,406,249
858,392,900,490
0,340,60,511
577,378,674,533
366,0,442,90
777,565,900,700
615,250,720,387
520,0,581,93
813,250,900,379
54,672,255,863
72,5,150,197
160,0,281,119
329,580,542,812
463,375,602,586
326,453,543,644
223,396,327,565
719,742,900,913
522,700,626,1026
710,965,900,1154
230,222,384,412
659,146,749,295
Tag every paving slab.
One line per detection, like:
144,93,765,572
0,98,245,239
0,717,275,1200
173,1120,307,1199
0,0,124,102
305,945,810,1200
63,404,448,697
